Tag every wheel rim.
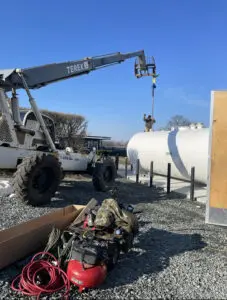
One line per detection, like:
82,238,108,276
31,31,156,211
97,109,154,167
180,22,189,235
32,167,55,193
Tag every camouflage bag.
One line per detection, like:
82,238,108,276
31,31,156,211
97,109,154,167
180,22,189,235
94,198,138,234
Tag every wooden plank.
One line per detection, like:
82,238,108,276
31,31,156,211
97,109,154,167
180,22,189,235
209,91,227,209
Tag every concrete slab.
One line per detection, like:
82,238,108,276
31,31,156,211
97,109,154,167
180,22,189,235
117,165,207,204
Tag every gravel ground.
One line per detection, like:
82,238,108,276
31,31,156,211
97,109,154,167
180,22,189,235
0,176,227,299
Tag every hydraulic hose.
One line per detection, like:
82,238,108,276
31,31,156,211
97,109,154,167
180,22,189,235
11,252,70,299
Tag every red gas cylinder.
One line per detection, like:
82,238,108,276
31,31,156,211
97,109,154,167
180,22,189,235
67,260,107,292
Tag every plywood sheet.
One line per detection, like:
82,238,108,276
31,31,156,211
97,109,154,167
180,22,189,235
209,91,227,209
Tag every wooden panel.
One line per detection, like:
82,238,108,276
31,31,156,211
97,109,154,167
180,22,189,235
209,91,227,209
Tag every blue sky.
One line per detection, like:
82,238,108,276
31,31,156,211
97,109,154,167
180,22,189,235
1,0,227,141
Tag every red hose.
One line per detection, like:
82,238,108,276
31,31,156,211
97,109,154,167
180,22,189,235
11,252,70,299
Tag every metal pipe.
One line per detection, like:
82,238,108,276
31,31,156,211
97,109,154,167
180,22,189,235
115,155,119,171
125,157,128,178
167,163,171,194
10,91,22,125
148,171,204,186
149,161,154,187
190,167,195,201
136,159,140,183
18,72,56,152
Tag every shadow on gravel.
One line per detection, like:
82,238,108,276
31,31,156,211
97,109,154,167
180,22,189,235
43,178,185,209
102,227,207,288
0,178,207,297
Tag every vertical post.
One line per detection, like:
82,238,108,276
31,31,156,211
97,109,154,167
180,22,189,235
115,155,119,171
167,163,171,194
131,163,133,171
152,80,155,119
190,167,195,201
136,159,140,183
149,161,154,187
125,157,128,178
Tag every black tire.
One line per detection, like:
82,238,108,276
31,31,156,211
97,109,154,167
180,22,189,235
86,163,95,176
92,158,116,192
11,153,62,206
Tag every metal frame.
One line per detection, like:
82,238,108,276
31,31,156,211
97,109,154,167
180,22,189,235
146,170,205,186
124,158,202,199
18,72,56,152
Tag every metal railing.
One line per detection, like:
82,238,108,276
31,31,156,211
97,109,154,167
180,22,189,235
115,157,202,201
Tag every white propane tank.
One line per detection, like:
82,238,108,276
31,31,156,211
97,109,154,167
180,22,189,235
127,127,209,184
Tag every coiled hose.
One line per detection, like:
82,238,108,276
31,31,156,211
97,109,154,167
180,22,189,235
11,252,70,299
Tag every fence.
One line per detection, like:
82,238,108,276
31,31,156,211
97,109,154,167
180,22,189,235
115,157,197,201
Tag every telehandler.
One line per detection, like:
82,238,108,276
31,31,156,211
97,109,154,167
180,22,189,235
0,50,156,206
